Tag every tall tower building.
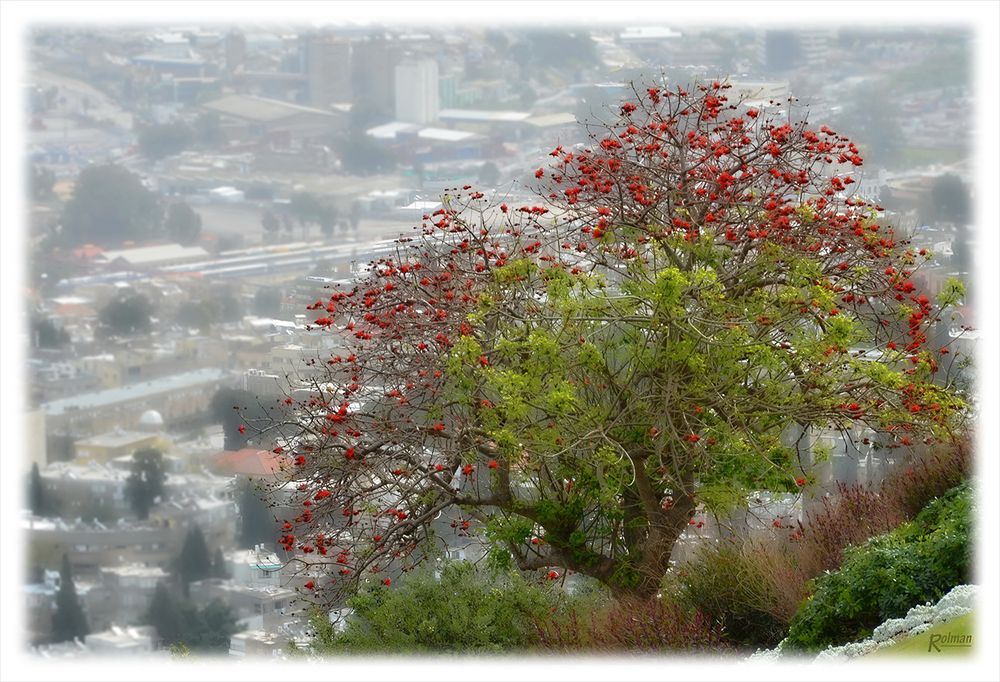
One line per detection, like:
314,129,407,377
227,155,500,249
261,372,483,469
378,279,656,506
394,59,439,124
224,31,246,74
304,35,352,109
351,37,401,115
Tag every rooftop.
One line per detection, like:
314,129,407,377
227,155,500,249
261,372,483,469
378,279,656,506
98,243,209,267
202,94,339,123
524,112,578,128
366,121,420,139
99,563,169,579
416,127,479,142
41,368,229,417
212,448,290,476
75,429,158,450
438,108,532,123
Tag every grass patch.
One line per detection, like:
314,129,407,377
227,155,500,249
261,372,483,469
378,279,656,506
870,612,974,658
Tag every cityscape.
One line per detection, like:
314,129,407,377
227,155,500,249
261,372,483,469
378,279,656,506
3,8,995,681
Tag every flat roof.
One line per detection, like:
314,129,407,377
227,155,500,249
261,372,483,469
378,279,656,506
438,109,531,123
202,94,339,123
417,127,478,142
41,368,229,417
524,112,578,128
366,121,419,139
99,244,209,266
75,430,158,449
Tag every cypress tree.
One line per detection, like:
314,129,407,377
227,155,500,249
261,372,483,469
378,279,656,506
29,463,47,516
51,555,89,643
177,525,212,595
238,478,277,547
144,582,183,646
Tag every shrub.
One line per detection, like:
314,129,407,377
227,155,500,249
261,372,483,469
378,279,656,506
536,594,730,653
673,541,790,649
673,442,971,649
783,481,972,652
310,562,558,654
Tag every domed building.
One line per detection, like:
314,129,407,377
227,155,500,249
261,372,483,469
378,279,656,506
138,409,165,433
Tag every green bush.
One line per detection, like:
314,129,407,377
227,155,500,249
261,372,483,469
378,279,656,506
310,562,563,654
783,481,972,652
673,542,789,649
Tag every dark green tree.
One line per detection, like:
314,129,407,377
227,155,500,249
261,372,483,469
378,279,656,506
51,555,89,643
206,290,244,323
238,479,278,548
335,134,396,175
261,209,281,237
98,293,152,337
30,315,70,349
125,448,167,520
177,525,212,594
138,121,195,160
164,202,202,245
925,174,972,226
477,161,501,187
28,462,48,516
62,164,161,246
197,600,239,651
174,300,213,332
145,582,183,645
253,287,283,318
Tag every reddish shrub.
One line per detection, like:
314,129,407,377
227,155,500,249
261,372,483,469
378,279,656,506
535,597,729,653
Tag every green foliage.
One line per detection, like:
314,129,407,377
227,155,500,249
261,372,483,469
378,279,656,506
784,481,973,652
62,164,162,246
253,287,283,318
51,555,89,643
146,582,183,645
260,209,281,235
290,192,338,232
98,293,152,338
138,121,195,160
674,543,789,649
238,479,279,548
176,525,212,593
145,583,237,653
126,447,166,520
28,463,49,517
477,161,501,187
164,202,202,245
924,174,971,226
336,134,396,175
30,315,70,349
310,562,562,653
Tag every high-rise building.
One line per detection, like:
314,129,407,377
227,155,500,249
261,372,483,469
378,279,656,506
224,31,246,74
352,36,401,115
304,35,352,109
394,59,439,124
760,29,836,74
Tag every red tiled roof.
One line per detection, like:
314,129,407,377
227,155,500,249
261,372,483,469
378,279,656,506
211,448,290,476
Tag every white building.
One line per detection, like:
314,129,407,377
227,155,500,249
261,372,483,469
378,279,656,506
84,625,158,655
395,59,439,125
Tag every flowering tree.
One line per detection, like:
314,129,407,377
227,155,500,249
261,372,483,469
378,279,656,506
260,81,969,602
